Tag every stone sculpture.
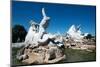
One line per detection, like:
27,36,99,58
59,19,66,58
16,8,66,64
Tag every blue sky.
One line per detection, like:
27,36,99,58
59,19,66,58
12,1,96,35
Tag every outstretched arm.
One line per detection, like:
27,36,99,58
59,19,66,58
40,8,50,26
42,8,46,18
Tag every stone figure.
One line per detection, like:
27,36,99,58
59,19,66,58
24,8,64,48
16,8,66,64
24,20,39,47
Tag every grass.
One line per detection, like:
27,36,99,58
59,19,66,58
11,47,96,66
61,48,96,63
11,47,24,66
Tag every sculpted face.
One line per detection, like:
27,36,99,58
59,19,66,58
31,23,39,32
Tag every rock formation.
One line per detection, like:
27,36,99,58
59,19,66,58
63,25,96,51
66,25,84,42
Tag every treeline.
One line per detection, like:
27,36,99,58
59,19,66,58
12,24,27,43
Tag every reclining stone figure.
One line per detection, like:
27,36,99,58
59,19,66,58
17,8,66,64
24,8,64,48
24,8,50,47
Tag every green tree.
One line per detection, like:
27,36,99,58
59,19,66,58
12,24,27,43
85,34,92,39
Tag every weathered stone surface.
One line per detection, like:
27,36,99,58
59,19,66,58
17,45,66,64
63,38,96,52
